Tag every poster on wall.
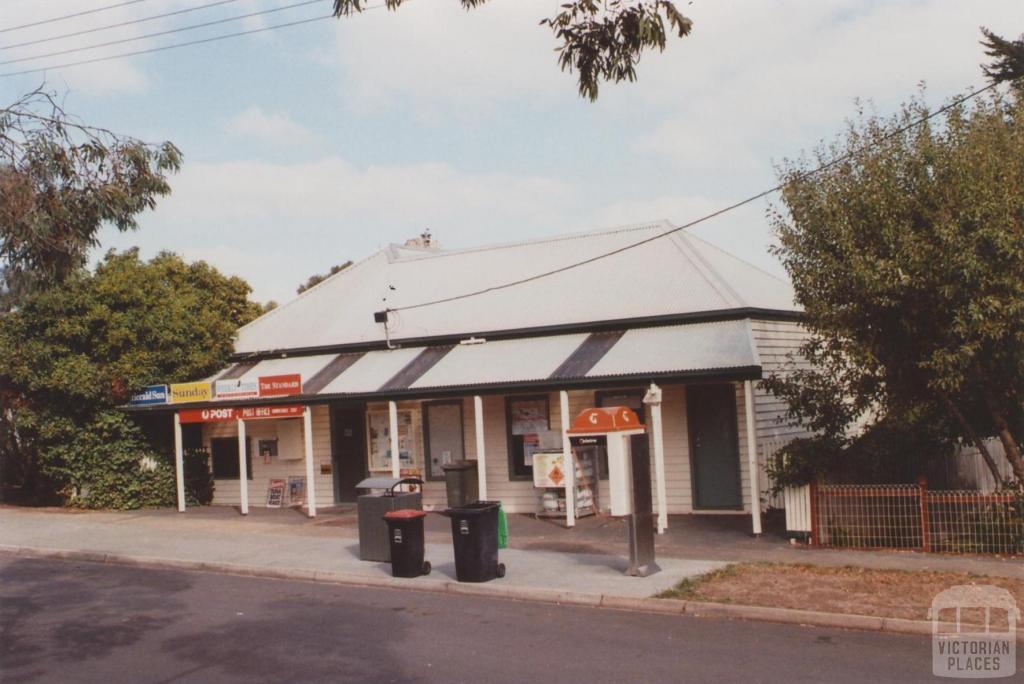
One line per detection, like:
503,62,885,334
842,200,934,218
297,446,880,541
511,399,548,435
287,476,306,506
366,409,421,472
267,479,285,508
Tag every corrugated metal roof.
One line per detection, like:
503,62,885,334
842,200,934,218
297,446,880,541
231,354,338,385
319,347,423,395
234,221,798,355
586,320,758,378
409,333,590,391
167,319,761,406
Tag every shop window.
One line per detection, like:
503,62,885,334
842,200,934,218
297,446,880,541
211,437,252,480
423,401,465,481
506,395,550,480
595,389,647,480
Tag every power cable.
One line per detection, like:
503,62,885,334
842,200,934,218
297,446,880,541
0,10,348,79
391,81,1002,313
0,0,247,51
0,0,327,67
0,0,156,35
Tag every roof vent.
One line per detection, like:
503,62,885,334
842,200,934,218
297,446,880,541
404,229,439,250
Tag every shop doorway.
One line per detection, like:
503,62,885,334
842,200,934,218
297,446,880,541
330,404,368,503
686,384,742,509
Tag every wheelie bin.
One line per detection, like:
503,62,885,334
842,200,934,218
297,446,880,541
443,500,506,582
383,509,431,578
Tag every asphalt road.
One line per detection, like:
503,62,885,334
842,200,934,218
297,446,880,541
1,556,943,684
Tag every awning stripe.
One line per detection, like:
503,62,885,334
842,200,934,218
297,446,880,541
303,352,364,395
380,345,456,391
548,330,625,380
215,359,259,381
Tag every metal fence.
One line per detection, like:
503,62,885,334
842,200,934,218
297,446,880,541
810,479,1024,556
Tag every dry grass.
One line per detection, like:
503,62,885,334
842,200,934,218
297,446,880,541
658,562,1024,623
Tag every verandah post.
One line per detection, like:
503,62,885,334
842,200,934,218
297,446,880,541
809,480,819,546
918,475,930,552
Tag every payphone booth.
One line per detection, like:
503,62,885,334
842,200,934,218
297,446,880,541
569,406,660,577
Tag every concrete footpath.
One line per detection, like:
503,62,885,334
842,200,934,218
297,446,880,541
2,507,1021,641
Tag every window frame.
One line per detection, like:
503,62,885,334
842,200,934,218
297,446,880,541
505,394,550,481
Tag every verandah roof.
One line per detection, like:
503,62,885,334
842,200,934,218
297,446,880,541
140,319,760,411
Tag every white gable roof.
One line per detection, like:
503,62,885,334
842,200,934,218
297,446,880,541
235,221,797,355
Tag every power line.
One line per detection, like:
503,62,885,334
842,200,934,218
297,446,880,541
0,0,247,51
0,11,343,79
0,0,327,67
392,81,1002,313
0,0,156,35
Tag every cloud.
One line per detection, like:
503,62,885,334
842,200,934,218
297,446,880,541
331,0,573,116
98,156,581,302
225,106,315,145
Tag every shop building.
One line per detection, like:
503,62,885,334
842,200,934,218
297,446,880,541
130,221,809,533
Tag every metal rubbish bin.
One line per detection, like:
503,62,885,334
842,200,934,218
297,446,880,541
442,460,478,508
356,477,423,562
383,509,431,578
444,500,506,583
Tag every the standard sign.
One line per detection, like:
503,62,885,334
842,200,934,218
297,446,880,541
258,374,301,397
214,378,259,400
130,384,168,405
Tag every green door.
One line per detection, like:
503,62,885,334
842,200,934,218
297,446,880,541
687,384,742,509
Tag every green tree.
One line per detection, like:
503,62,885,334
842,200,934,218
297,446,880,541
0,249,262,507
0,88,180,310
764,89,1024,487
297,261,353,294
334,0,692,101
982,28,1024,96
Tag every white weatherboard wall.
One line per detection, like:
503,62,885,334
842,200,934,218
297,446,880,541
750,318,814,508
203,405,333,510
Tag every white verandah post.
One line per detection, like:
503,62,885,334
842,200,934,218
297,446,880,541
474,395,487,500
644,383,668,533
173,412,185,513
744,380,762,536
303,406,317,518
388,400,401,479
237,417,249,515
559,390,575,528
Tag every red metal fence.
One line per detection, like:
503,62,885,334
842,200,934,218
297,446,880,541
810,479,1024,555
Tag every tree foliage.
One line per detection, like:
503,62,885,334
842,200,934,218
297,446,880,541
982,28,1024,95
333,0,692,101
0,250,262,507
0,88,181,309
297,260,353,294
764,90,1024,488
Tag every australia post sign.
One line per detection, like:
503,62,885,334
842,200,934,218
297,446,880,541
179,405,304,424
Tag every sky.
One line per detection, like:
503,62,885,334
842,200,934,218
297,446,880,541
0,0,1020,304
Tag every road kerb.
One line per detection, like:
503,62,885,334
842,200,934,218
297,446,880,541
4,545,1022,642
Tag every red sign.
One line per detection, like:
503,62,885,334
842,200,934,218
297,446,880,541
259,374,301,397
239,405,304,420
178,405,304,424
567,406,645,434
179,407,238,424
